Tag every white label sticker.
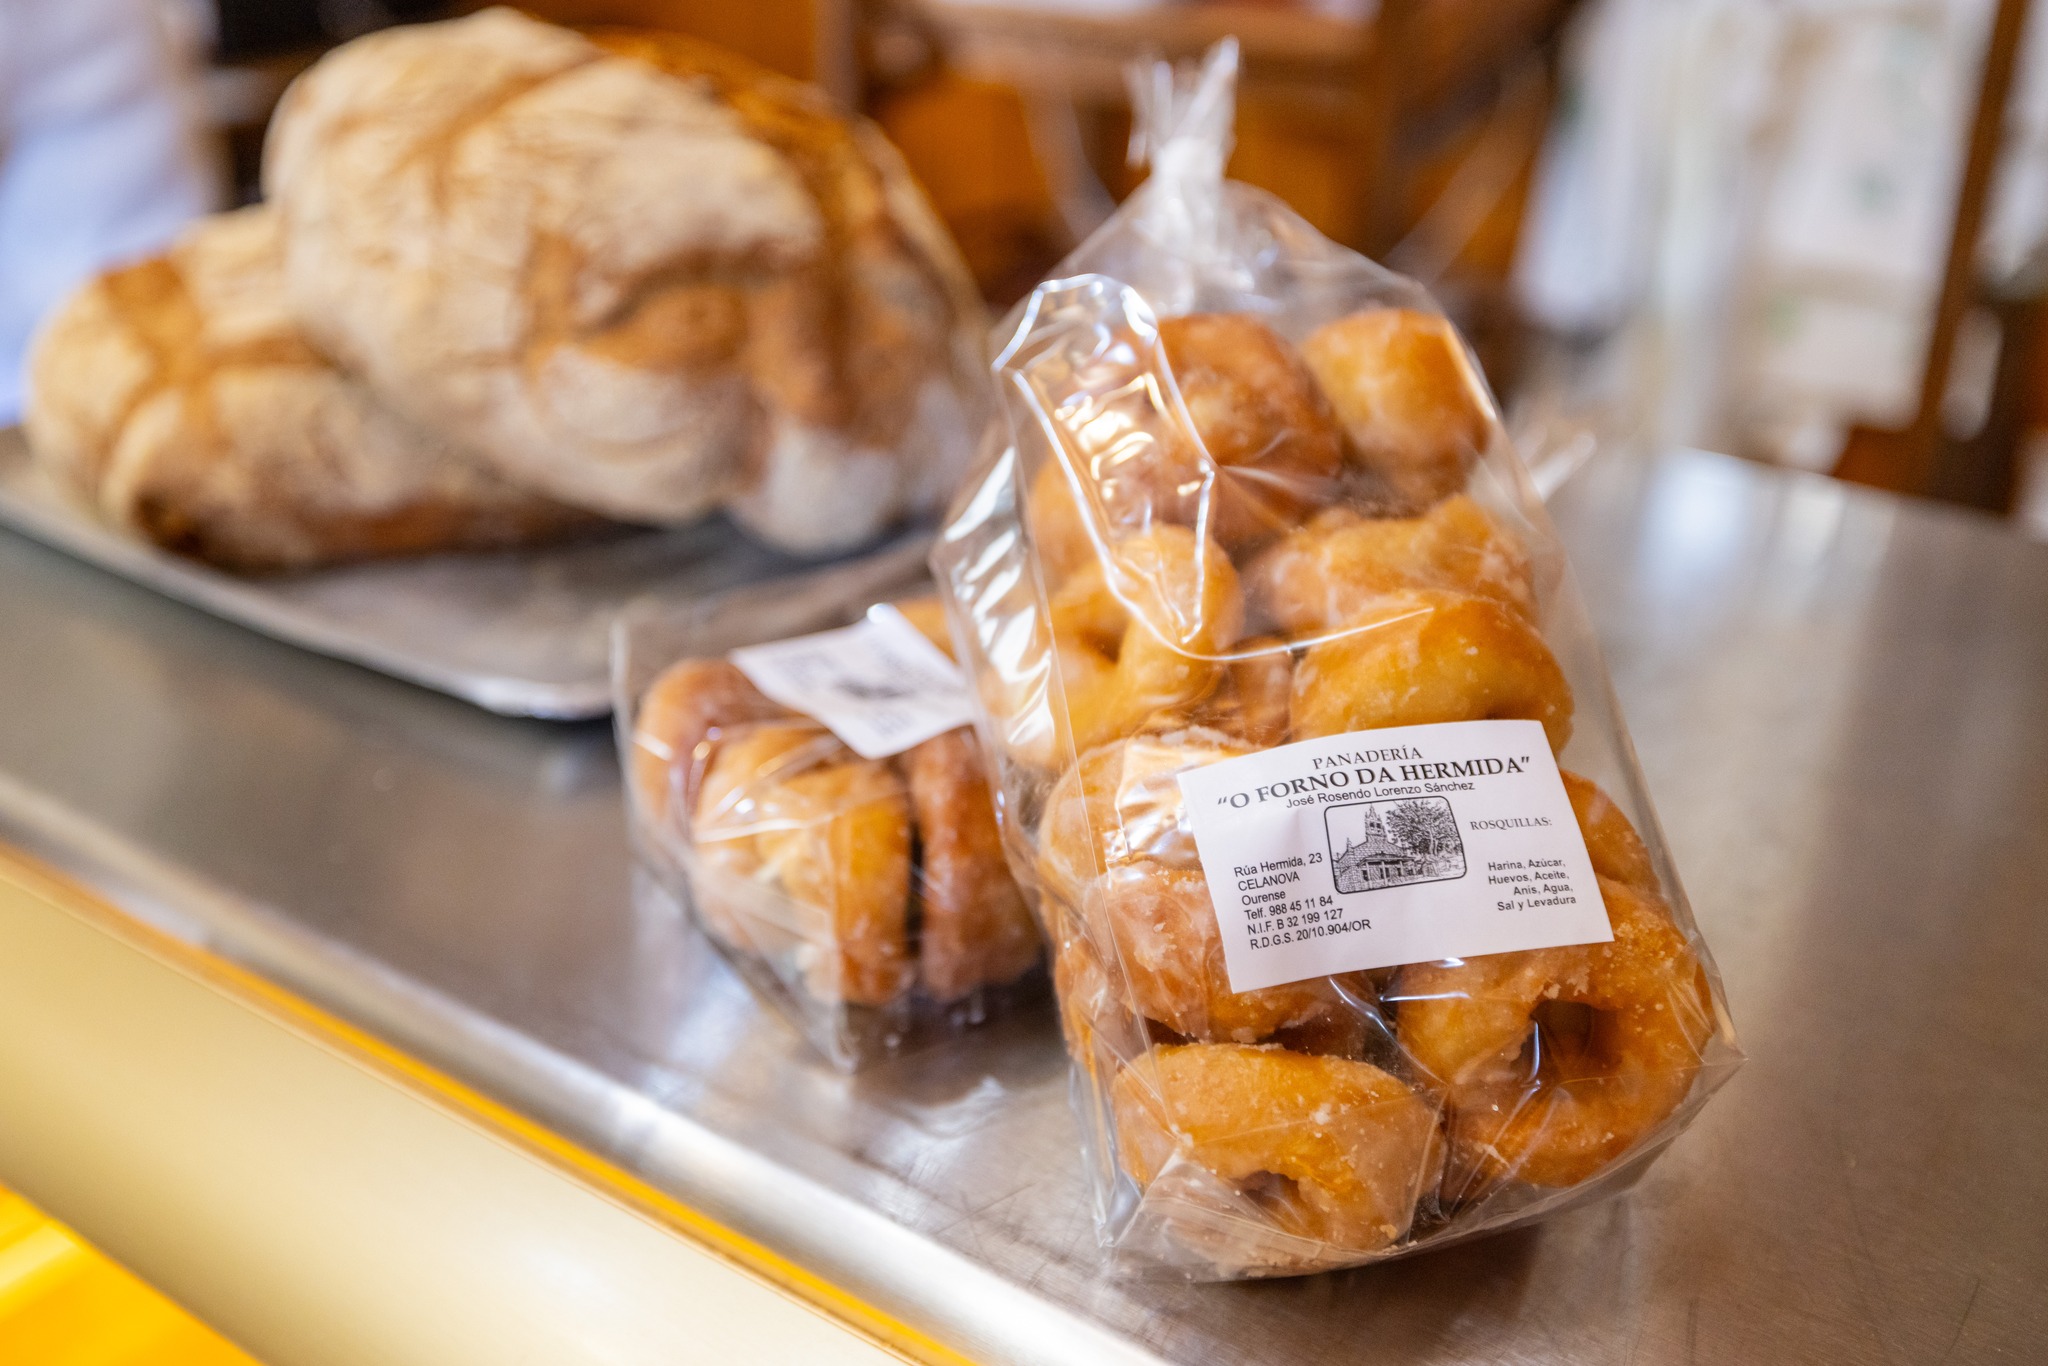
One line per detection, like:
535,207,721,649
729,605,975,760
1176,720,1610,993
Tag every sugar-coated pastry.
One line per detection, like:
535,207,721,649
693,722,915,1005
1045,525,1244,756
1086,862,1363,1043
1112,1043,1444,1256
1393,877,1711,1190
637,635,1039,1013
1051,923,1136,1069
1035,728,1250,906
1290,590,1573,752
1301,308,1494,509
1025,459,1105,587
1157,313,1344,552
1247,494,1535,634
630,658,792,832
905,729,1042,1001
1187,638,1295,747
1561,771,1660,893
687,721,844,955
1021,311,1344,583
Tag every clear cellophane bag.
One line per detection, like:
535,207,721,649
615,547,1046,1070
931,42,1741,1278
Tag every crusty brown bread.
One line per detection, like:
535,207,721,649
25,205,593,573
264,9,982,554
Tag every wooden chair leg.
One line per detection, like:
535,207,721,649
1835,0,2032,496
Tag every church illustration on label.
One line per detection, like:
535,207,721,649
831,675,915,702
1324,796,1467,894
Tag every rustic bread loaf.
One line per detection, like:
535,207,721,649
264,9,981,554
25,205,591,572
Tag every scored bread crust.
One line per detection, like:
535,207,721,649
25,205,593,573
263,9,981,553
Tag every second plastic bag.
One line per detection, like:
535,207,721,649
617,555,1045,1069
933,42,1741,1278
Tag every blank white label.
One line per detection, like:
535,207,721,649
1176,720,1611,993
729,605,975,760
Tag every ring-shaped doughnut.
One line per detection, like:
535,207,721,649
1035,727,1250,907
1085,860,1366,1043
1022,315,1344,577
630,658,791,831
1290,589,1573,752
1301,307,1495,509
1561,770,1659,893
1180,636,1294,746
1047,525,1244,756
693,722,915,1006
637,601,1029,1011
686,722,836,955
1058,920,1377,1065
905,728,1042,1001
1112,1043,1445,1257
1024,459,1100,586
1247,494,1535,634
1158,313,1344,552
1392,875,1712,1189
1052,922,1138,1064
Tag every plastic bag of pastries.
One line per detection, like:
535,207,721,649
24,205,592,572
616,550,1044,1069
930,43,1741,1277
264,7,986,556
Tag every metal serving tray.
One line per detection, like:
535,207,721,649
0,427,929,719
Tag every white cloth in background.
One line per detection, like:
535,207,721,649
1515,0,2048,463
1512,0,1681,336
0,0,219,424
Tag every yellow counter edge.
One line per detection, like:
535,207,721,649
0,844,976,1366
0,1183,260,1366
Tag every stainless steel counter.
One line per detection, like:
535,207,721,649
2,447,2044,1363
